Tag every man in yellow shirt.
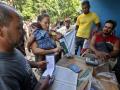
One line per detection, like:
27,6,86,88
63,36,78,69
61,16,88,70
75,0,100,55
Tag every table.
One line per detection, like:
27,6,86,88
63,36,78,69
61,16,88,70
57,55,93,90
57,55,119,90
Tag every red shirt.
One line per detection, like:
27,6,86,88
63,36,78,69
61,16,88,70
95,31,119,45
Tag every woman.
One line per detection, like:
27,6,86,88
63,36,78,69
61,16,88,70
30,14,61,61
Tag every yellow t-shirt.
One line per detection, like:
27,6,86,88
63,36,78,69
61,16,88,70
76,12,100,39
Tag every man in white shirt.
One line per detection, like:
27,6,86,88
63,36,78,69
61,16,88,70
57,17,73,35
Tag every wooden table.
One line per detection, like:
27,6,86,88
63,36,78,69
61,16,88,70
57,55,93,90
57,55,119,90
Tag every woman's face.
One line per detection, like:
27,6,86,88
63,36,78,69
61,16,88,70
39,16,50,31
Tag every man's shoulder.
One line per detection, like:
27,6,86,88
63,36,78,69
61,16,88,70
0,49,26,75
91,12,97,15
110,34,119,41
0,49,24,61
77,13,84,18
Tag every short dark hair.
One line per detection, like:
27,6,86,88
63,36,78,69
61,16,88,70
82,0,90,8
105,20,117,30
0,3,13,26
37,13,49,22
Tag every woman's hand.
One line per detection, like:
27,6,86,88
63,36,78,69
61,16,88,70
53,47,61,53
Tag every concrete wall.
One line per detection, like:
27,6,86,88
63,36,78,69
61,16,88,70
89,0,120,37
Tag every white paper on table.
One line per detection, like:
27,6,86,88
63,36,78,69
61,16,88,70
50,65,78,90
42,55,55,77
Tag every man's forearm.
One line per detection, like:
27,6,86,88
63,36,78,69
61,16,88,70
28,60,38,68
90,44,98,54
110,50,119,58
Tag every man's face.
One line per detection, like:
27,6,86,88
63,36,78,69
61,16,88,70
82,4,90,14
2,14,23,47
64,18,71,28
103,23,113,35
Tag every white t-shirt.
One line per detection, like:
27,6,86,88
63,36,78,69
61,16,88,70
57,26,74,35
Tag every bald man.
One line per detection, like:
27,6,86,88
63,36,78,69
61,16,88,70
0,3,50,90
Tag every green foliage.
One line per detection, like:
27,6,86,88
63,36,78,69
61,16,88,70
21,0,34,20
2,0,81,22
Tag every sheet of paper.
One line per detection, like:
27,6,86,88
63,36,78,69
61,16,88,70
42,55,55,77
50,65,78,90
50,80,76,90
